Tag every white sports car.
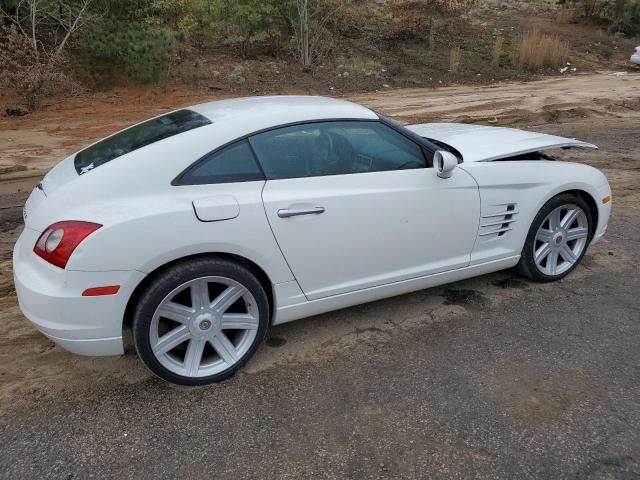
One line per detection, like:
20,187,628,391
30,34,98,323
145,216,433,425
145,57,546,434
13,96,611,385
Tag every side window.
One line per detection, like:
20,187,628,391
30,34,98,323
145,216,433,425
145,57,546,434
177,140,264,185
249,121,427,180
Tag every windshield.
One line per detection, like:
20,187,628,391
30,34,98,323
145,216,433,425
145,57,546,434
74,109,211,175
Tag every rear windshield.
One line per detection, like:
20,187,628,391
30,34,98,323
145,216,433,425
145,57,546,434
74,109,211,175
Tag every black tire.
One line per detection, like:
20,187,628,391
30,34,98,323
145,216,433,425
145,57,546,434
516,193,593,283
133,257,269,385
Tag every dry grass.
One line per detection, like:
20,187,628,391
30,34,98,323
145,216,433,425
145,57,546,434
514,28,569,71
449,46,461,72
492,36,504,67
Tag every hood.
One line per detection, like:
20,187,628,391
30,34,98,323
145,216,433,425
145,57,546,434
406,123,597,162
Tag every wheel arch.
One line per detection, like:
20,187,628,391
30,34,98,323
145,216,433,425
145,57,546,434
547,188,599,240
122,252,275,332
511,186,601,261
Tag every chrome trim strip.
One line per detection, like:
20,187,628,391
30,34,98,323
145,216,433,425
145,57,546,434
482,210,519,218
479,227,513,236
480,219,517,228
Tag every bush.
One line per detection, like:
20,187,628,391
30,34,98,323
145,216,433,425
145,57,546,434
618,0,640,36
387,0,477,40
560,0,640,36
193,0,286,56
0,26,79,111
79,20,180,84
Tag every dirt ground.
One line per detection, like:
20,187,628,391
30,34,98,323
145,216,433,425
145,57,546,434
0,74,639,478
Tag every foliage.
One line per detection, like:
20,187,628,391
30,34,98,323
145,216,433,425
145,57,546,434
560,0,610,19
616,0,640,35
387,0,477,40
92,0,197,32
0,0,91,110
192,0,286,55
78,19,179,84
0,26,79,110
560,0,640,36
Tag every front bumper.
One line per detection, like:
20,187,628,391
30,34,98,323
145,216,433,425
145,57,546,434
13,228,145,356
590,182,612,246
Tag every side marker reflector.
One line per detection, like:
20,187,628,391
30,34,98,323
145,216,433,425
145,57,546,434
602,196,611,204
82,286,120,297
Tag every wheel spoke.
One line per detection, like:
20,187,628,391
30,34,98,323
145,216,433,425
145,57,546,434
561,208,579,229
184,337,206,376
153,325,191,356
157,301,193,323
566,227,588,241
190,280,210,311
559,244,578,264
536,228,554,244
535,243,552,265
221,313,259,330
548,209,561,230
547,251,559,275
211,285,244,314
211,332,238,364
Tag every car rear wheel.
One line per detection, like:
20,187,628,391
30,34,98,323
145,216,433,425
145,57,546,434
133,258,269,385
517,193,593,282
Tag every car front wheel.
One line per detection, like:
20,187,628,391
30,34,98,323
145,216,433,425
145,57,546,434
133,258,269,385
517,193,593,282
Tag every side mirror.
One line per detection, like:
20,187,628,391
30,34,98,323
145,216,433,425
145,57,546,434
434,151,458,179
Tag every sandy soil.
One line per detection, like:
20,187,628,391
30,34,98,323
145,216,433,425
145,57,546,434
0,72,639,411
0,74,640,408
1,72,638,176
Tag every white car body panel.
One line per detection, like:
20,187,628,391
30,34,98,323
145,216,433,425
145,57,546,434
631,47,640,65
407,123,597,162
262,167,480,300
459,161,610,266
273,256,520,324
12,96,612,357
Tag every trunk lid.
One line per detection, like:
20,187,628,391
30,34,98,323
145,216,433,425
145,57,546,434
23,155,78,230
407,123,597,162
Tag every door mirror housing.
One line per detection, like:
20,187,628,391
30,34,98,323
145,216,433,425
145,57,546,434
434,151,458,179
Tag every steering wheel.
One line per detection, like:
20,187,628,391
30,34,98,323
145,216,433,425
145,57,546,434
311,132,334,175
326,132,355,173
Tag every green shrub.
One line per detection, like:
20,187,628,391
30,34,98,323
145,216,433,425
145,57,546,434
79,19,180,84
192,0,286,55
560,0,640,36
619,0,640,36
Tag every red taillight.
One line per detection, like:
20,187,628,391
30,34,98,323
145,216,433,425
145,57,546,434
34,221,102,269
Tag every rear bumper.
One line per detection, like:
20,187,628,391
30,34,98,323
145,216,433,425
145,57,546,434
13,228,145,356
39,332,125,356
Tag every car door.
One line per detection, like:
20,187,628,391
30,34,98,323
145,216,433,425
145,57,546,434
251,120,480,301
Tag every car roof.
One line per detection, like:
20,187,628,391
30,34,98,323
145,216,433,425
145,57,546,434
188,95,379,125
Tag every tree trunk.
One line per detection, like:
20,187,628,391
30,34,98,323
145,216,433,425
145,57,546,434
299,0,311,67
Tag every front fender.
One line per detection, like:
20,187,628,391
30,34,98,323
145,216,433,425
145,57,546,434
460,160,610,264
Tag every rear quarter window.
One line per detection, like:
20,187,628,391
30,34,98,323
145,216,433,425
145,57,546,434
174,140,265,185
74,109,211,175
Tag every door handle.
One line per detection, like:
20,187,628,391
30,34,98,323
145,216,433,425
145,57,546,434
277,206,325,218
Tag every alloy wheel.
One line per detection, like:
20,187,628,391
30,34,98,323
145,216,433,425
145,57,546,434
533,204,589,276
149,276,259,378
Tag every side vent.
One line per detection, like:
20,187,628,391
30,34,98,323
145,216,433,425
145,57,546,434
479,203,518,238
